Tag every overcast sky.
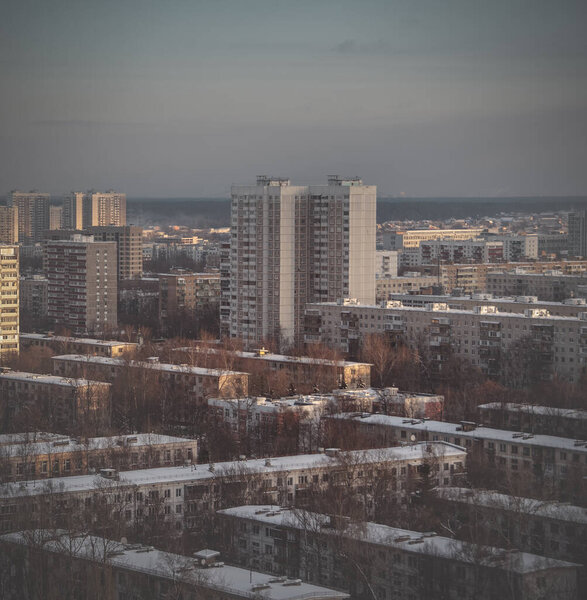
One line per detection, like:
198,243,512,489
2,0,587,198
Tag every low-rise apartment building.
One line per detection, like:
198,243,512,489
434,487,587,570
0,371,111,433
487,270,587,302
217,505,580,600
0,532,349,600
478,403,587,439
51,355,249,411
0,432,197,482
376,274,439,301
19,333,136,357
419,238,504,264
326,414,587,501
0,443,466,535
390,293,587,318
304,299,587,382
382,228,484,250
174,346,371,393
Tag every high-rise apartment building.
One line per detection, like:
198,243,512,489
45,235,117,335
6,190,50,243
87,225,143,279
62,191,84,230
0,206,18,244
49,205,62,230
0,246,19,358
568,209,587,258
227,176,375,347
82,190,126,227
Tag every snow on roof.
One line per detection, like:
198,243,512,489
0,433,195,459
51,355,249,377
307,302,584,322
0,432,67,447
20,334,136,348
0,443,465,498
435,487,587,524
173,346,371,368
478,403,587,421
217,506,580,574
0,531,349,600
0,371,110,388
330,414,587,453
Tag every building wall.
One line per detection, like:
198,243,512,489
82,191,126,228
6,191,50,243
0,246,19,357
45,237,118,335
0,206,18,244
229,177,375,348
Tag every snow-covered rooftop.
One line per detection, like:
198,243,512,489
0,371,110,388
0,531,348,600
0,433,195,459
330,414,587,453
0,443,465,498
435,487,587,524
217,506,580,574
20,333,136,348
478,403,587,421
51,355,248,377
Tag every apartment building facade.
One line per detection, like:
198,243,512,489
0,371,111,433
381,228,484,250
6,190,50,243
419,238,504,264
304,299,587,382
435,487,587,569
20,333,136,357
51,354,249,414
327,414,587,500
0,246,19,358
174,346,372,392
0,205,18,244
19,275,48,320
228,176,375,347
81,190,126,227
0,532,350,600
486,270,587,302
45,235,118,335
159,271,220,324
87,225,143,280
568,209,587,258
218,506,579,600
0,432,197,483
0,443,466,535
478,403,587,439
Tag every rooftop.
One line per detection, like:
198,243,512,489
0,531,349,600
20,333,136,349
217,506,580,574
0,371,110,388
478,402,587,421
0,433,195,459
51,355,249,377
435,487,587,524
174,346,371,368
0,443,465,498
330,414,587,453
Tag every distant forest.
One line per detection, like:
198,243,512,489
127,196,587,228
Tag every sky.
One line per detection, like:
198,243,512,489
2,0,587,198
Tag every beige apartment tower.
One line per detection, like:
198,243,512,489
0,206,18,244
45,235,117,335
227,176,376,347
0,246,19,358
82,190,126,227
6,190,50,243
87,225,143,279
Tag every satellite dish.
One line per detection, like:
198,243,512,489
410,434,416,442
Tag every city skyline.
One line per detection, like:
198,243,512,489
2,0,587,198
